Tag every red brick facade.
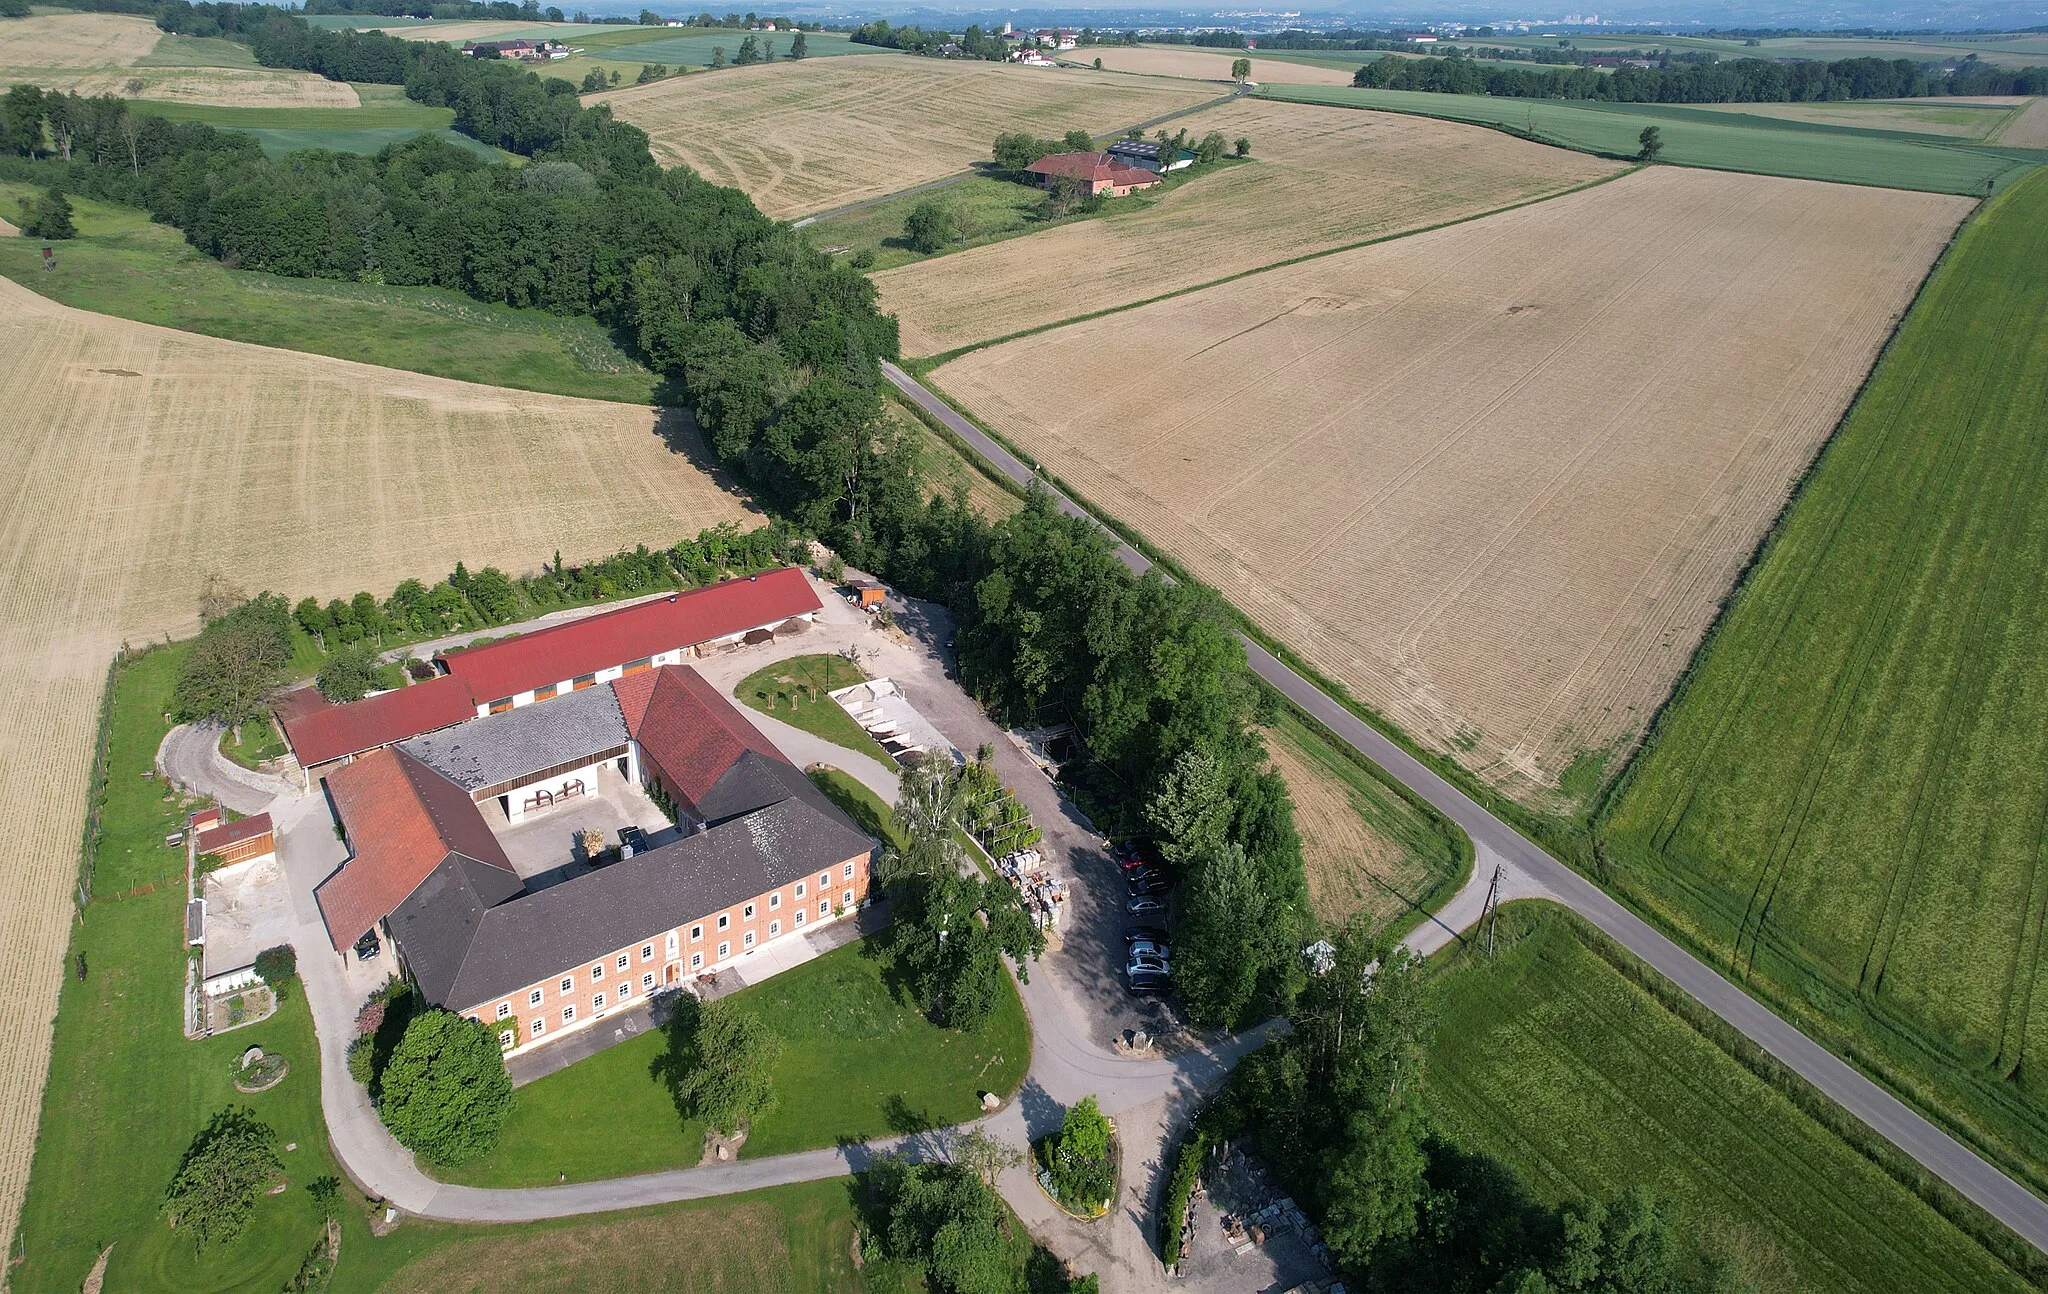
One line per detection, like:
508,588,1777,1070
462,847,872,1050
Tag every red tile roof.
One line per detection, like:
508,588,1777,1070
195,813,273,855
280,674,479,769
437,569,822,705
617,665,788,809
315,747,514,952
1025,152,1159,187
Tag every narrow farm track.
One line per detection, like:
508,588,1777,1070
882,358,2048,1257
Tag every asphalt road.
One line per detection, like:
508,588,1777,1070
880,359,2048,1255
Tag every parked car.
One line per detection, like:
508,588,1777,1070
1124,925,1170,945
1126,895,1167,918
353,929,381,962
1125,873,1170,897
1110,841,1161,872
1128,938,1171,962
1126,969,1171,995
618,825,649,856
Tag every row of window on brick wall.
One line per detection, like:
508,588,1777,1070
490,862,862,1044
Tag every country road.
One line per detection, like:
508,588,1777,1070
880,358,2048,1256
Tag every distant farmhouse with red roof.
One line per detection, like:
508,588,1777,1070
275,569,821,785
1024,152,1162,198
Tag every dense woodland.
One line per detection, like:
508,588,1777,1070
1353,50,2048,100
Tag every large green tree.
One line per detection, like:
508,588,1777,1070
377,1010,514,1165
160,1107,282,1251
675,998,782,1134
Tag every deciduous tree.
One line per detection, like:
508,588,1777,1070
161,1107,281,1251
675,998,782,1134
902,198,959,254
376,1010,513,1165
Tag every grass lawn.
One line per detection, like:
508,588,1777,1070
1598,167,2048,1191
335,1178,906,1294
1425,905,2037,1293
1254,83,2038,194
810,767,906,850
132,101,456,130
737,654,899,767
217,713,288,770
438,938,1028,1187
0,182,655,403
11,648,378,1294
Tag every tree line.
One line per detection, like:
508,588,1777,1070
1352,50,2048,101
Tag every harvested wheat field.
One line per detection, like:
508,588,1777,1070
1999,96,2048,147
0,277,750,1262
934,167,1971,805
0,13,355,105
1074,45,1356,86
879,99,1618,355
601,54,1218,218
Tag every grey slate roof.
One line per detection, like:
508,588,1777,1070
416,793,875,1012
387,853,529,1006
398,683,628,792
696,749,842,826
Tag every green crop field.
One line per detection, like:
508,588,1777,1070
1255,83,2041,194
1600,168,2048,1192
0,182,654,402
133,101,453,129
1427,906,2036,1293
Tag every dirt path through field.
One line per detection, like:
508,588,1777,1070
933,168,1971,806
0,278,751,1260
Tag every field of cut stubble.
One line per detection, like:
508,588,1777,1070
600,54,1218,218
0,278,750,1262
1600,167,2048,1188
933,167,1971,804
878,98,1620,355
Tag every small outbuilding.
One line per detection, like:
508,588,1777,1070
1023,152,1162,198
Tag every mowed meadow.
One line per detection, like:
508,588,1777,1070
600,54,1218,217
877,99,1621,355
932,167,1970,805
0,277,751,1261
1427,908,2037,1293
1600,168,2048,1187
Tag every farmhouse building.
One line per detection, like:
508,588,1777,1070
1024,152,1162,197
1106,140,1195,173
313,663,875,1052
463,38,570,60
274,568,822,783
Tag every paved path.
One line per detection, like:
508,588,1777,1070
158,720,294,815
881,360,2048,1255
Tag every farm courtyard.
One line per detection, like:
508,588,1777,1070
931,165,1972,805
0,277,750,1254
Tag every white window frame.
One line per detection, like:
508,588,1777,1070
844,862,856,879
820,898,831,916
717,914,730,931
818,872,830,889
641,943,654,961
617,954,629,971
529,989,543,1007
593,991,606,1010
769,893,781,911
496,1002,511,1020
641,972,654,989
717,941,729,960
794,909,805,927
691,924,703,942
691,952,703,969
743,931,755,949
666,931,679,956
769,920,781,938
560,977,573,994
743,903,756,920
843,890,855,908
562,1004,576,1022
531,1018,545,1037
795,881,806,899
617,981,631,999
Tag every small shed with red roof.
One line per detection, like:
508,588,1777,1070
1024,152,1162,197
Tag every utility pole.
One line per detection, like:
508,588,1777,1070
1481,864,1504,956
